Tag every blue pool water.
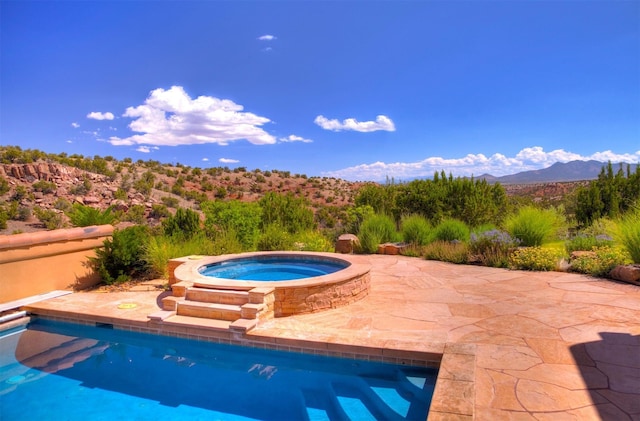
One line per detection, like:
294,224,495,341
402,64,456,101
1,319,436,420
199,256,350,281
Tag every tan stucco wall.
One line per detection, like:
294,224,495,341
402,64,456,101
0,225,113,303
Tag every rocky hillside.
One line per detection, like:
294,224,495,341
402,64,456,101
0,157,363,235
0,147,597,235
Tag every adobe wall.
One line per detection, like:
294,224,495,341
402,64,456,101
0,225,113,303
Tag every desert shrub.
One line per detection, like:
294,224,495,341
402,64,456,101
0,208,7,229
69,176,92,195
399,244,427,258
432,219,470,242
505,206,564,247
259,192,315,234
613,207,640,263
208,228,244,255
67,204,116,227
149,204,171,219
202,200,262,251
122,204,145,224
257,224,294,251
565,234,614,254
91,226,151,284
469,229,520,268
33,206,64,229
145,233,217,279
510,247,562,271
161,196,180,208
53,198,73,212
401,214,431,246
0,177,9,195
32,180,57,194
358,214,399,254
423,241,469,264
345,205,375,234
4,201,18,219
292,230,333,252
114,188,128,200
162,207,201,240
16,206,31,221
12,186,28,201
569,246,631,277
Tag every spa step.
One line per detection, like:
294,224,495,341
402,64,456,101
161,315,234,332
177,301,242,321
185,287,250,306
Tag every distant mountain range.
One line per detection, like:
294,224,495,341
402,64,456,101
478,160,639,184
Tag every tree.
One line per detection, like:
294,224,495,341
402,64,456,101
259,192,315,234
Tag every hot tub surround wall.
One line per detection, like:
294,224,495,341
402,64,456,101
0,225,113,303
170,252,371,317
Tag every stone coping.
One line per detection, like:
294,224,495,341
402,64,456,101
0,224,113,250
173,251,371,290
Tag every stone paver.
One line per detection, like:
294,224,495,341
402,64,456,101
22,254,640,420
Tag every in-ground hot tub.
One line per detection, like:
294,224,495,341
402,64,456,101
172,252,371,317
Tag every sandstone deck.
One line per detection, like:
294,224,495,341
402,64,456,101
23,255,640,420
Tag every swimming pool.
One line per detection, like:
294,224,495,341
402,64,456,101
1,319,436,420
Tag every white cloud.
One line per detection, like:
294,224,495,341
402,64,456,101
71,122,80,128
202,158,209,162
258,34,276,41
109,86,276,147
220,158,239,164
323,147,640,181
136,146,152,153
314,115,395,132
87,111,115,120
279,134,313,143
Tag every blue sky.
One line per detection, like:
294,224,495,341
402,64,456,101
1,1,638,182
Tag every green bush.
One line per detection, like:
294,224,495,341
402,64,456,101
145,233,218,279
123,204,146,224
91,226,151,284
149,204,171,219
292,230,333,252
469,229,520,268
161,196,180,208
67,204,116,227
505,206,564,247
565,234,614,254
423,241,469,264
208,228,244,256
257,224,294,251
53,198,73,213
0,177,9,195
358,214,398,254
510,247,561,271
32,180,57,194
401,214,431,246
33,206,64,229
614,208,640,263
0,208,7,230
162,207,201,240
202,200,262,251
259,192,315,234
432,219,470,242
16,206,31,221
570,246,632,277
